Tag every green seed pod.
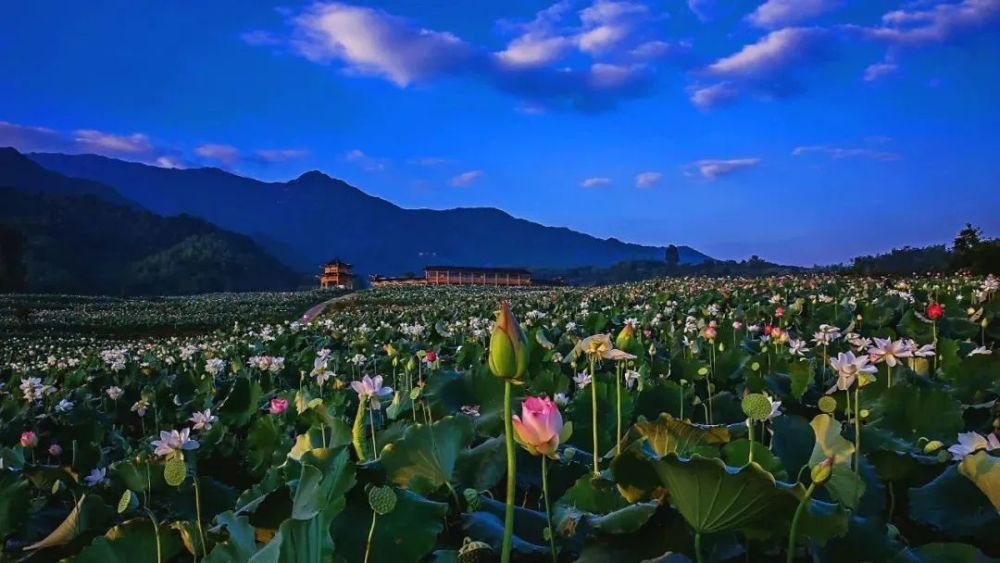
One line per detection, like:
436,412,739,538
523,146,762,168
742,393,772,422
818,396,838,414
164,456,187,487
615,323,634,351
923,440,944,454
458,537,495,563
368,485,397,515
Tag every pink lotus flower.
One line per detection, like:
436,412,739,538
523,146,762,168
269,397,289,415
512,396,572,458
20,431,37,448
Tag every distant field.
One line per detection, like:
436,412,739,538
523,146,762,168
0,289,346,337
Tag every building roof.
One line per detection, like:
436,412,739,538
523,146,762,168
424,265,531,275
323,258,352,267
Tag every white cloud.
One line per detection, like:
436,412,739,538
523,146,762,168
74,129,153,155
255,148,310,162
634,171,662,188
581,176,612,187
746,0,841,29
450,169,484,186
690,158,760,179
344,148,386,171
687,0,714,22
707,27,828,77
792,145,899,160
195,144,241,165
863,57,898,82
291,2,473,86
240,30,281,46
688,82,740,109
850,0,1000,46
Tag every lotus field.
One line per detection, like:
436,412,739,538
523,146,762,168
1,275,1000,562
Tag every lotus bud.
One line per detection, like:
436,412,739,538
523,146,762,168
648,343,656,357
384,343,398,358
488,301,528,381
810,456,834,486
406,355,417,373
615,323,634,351
20,431,37,448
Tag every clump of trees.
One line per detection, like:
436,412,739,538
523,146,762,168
848,223,999,275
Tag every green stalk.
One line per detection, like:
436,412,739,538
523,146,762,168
363,512,377,563
787,482,817,563
747,420,755,465
694,531,704,563
194,475,206,560
501,381,515,563
369,407,378,460
615,362,623,456
886,364,892,389
590,356,599,476
142,506,163,563
854,384,862,505
541,456,558,563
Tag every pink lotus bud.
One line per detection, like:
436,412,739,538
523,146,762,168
775,307,784,318
48,443,63,457
269,397,289,415
512,396,570,458
20,431,37,448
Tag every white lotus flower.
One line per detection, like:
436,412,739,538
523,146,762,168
968,346,992,357
573,371,592,389
828,351,877,393
84,467,107,487
188,409,217,431
350,375,392,409
948,431,1000,460
868,338,912,368
151,428,200,458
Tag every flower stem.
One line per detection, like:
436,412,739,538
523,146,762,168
854,384,862,505
786,482,816,563
615,362,622,456
363,512,377,563
501,380,516,563
747,420,755,465
590,356,599,476
142,506,163,563
194,475,206,560
541,456,558,563
369,407,379,461
694,531,704,563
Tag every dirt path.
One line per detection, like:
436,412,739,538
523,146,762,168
298,291,359,324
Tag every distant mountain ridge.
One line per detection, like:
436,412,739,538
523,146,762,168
27,151,711,276
0,149,303,295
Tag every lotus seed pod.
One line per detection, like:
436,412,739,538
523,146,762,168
923,440,944,454
615,323,634,351
742,393,772,422
164,456,187,487
368,485,397,515
818,395,837,414
463,488,482,511
458,537,495,563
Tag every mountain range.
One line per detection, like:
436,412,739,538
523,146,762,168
26,151,709,276
0,148,302,294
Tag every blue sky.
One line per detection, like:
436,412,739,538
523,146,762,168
1,0,998,265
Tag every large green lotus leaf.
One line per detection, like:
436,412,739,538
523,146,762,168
653,455,847,542
110,458,167,493
247,416,282,477
635,413,731,458
332,488,448,563
204,511,256,563
652,455,789,534
721,439,787,480
289,447,356,521
588,501,659,534
0,472,30,539
958,451,1000,510
380,415,475,495
23,494,113,551
770,415,816,480
558,473,629,514
453,436,507,492
218,377,263,427
609,440,664,503
869,450,945,484
889,542,996,563
879,383,964,442
74,518,183,563
817,515,904,563
787,360,813,401
808,414,855,467
566,380,635,456
460,496,549,557
250,447,355,563
633,381,687,421
909,466,1000,538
